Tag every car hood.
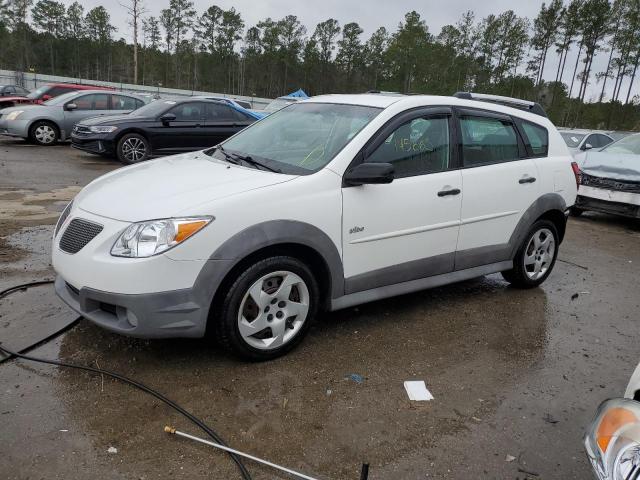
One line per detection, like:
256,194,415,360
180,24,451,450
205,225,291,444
79,114,148,126
580,151,640,182
0,96,33,103
0,104,53,116
76,151,296,222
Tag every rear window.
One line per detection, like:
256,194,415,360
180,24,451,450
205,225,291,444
460,116,520,167
521,121,548,156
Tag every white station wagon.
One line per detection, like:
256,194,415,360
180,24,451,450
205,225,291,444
53,92,578,360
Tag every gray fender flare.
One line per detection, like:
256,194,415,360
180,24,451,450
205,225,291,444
193,220,345,317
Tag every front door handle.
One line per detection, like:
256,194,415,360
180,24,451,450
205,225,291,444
437,188,461,197
519,177,536,184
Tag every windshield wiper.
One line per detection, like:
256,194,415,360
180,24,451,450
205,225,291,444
230,152,281,173
214,145,241,165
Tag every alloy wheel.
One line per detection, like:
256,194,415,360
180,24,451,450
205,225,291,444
237,270,310,350
121,137,147,163
523,227,555,281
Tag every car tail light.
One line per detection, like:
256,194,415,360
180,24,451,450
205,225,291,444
571,162,581,188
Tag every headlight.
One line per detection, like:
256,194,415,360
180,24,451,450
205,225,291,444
585,398,640,479
88,125,118,133
111,217,212,258
6,110,24,121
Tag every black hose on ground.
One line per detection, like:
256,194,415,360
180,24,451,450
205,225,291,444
0,281,252,480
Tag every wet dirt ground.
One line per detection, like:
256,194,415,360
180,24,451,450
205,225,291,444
1,137,639,480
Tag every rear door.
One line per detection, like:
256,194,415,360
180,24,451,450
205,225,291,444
202,103,252,148
151,102,205,153
341,107,462,293
454,108,540,270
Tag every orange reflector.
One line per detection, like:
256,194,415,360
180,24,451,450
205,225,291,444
597,407,637,453
175,221,207,243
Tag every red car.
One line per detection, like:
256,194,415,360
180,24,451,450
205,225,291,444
0,83,114,109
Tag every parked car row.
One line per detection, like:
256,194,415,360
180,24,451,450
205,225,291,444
0,82,115,109
0,86,263,163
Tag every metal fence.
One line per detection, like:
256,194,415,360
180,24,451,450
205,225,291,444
0,69,273,109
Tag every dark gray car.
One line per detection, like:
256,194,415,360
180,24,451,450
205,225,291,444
0,90,145,145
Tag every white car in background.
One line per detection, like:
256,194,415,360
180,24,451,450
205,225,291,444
559,129,614,155
52,92,577,360
572,133,640,218
585,361,640,479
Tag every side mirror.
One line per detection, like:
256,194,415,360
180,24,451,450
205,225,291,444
160,113,176,125
581,143,593,151
344,162,394,186
64,103,77,111
41,94,52,101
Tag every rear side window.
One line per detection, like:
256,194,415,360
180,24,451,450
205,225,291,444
460,116,519,167
521,121,548,156
111,94,138,110
74,94,110,110
368,116,450,178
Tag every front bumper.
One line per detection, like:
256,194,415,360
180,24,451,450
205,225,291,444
0,118,29,138
576,185,640,218
55,276,208,338
71,133,115,155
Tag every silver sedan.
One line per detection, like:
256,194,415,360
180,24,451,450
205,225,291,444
0,90,145,145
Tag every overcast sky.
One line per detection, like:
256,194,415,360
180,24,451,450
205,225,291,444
66,0,635,101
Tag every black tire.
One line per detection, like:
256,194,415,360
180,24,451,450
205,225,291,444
214,256,320,361
29,121,59,146
116,133,149,164
569,206,584,217
501,220,559,289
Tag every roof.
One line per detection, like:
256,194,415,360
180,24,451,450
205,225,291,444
45,83,114,90
304,93,554,126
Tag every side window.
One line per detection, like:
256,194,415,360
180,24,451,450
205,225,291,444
367,116,450,178
168,103,204,121
521,121,548,157
135,99,145,109
204,103,239,122
590,134,612,148
460,115,519,167
111,94,138,110
73,94,110,110
47,86,71,98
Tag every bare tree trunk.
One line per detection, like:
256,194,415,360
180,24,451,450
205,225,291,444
569,42,583,98
599,46,616,102
625,55,639,105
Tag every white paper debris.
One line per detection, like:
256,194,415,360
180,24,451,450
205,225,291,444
404,381,434,401
107,446,118,454
505,454,516,462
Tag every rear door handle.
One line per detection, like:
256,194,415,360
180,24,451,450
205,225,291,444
437,188,461,197
519,177,536,184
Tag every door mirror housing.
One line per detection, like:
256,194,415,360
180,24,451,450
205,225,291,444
41,94,52,101
64,103,77,111
160,113,176,125
344,162,395,186
581,143,593,151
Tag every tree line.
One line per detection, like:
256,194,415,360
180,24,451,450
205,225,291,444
0,0,639,130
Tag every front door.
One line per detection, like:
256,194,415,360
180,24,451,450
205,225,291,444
62,93,110,138
454,109,540,270
341,109,462,294
151,102,205,153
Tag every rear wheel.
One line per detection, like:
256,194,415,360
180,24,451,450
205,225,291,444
117,133,149,164
501,220,559,288
29,121,59,146
215,256,319,361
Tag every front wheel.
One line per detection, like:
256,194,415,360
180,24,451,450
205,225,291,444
29,121,59,145
117,133,149,164
501,220,559,288
215,256,319,361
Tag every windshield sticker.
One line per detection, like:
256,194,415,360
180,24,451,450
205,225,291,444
571,136,579,142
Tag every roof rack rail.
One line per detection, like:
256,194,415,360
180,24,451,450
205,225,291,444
453,92,548,118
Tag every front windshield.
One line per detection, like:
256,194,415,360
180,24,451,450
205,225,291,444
213,102,381,175
27,85,50,99
264,98,294,113
44,91,79,106
560,132,586,148
600,133,640,155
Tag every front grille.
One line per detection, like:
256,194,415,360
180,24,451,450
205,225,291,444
582,173,640,193
59,218,103,254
